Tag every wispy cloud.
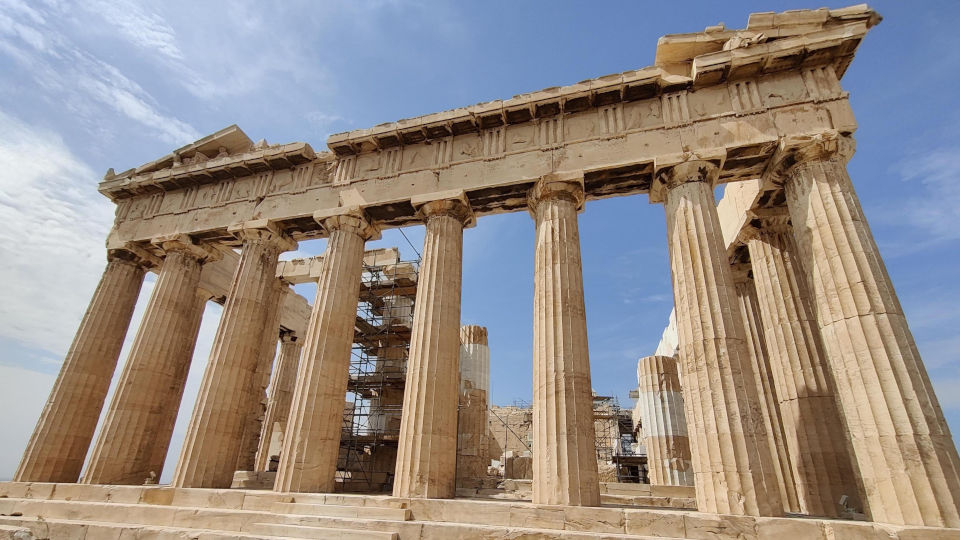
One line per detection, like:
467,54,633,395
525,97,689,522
0,109,114,355
83,0,183,61
893,147,960,245
0,0,199,145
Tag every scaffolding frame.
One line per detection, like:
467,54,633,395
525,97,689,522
594,394,647,483
336,256,419,493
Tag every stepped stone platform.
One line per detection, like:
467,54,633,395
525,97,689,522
1,483,958,539
489,480,698,509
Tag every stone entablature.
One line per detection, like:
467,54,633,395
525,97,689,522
98,7,874,251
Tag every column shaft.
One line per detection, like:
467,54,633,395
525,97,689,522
782,144,960,526
84,247,209,485
274,213,372,493
746,226,859,516
456,326,491,487
236,278,283,472
15,253,146,483
255,333,303,472
394,204,467,498
172,226,293,488
636,355,693,486
659,161,782,516
530,179,600,507
733,276,800,513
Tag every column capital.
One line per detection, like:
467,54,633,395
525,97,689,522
527,172,585,212
650,149,725,204
227,220,298,252
738,208,792,243
412,190,476,228
313,207,381,241
766,130,856,185
107,243,161,269
152,234,222,263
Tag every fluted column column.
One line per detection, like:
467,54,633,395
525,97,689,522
529,176,600,507
255,331,303,471
456,325,491,487
653,158,782,517
84,236,218,485
274,208,379,493
731,268,800,514
393,195,474,499
636,355,693,487
236,277,284,472
772,132,960,527
15,248,150,483
172,221,295,488
744,215,859,516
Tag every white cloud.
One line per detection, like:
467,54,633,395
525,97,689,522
0,110,114,355
0,0,199,145
894,147,960,244
83,0,183,61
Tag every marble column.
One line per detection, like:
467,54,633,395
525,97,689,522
456,326,491,487
255,332,303,472
274,208,378,493
15,248,149,483
744,216,859,517
84,236,217,485
393,195,473,499
774,132,960,527
655,159,782,516
236,277,284,472
172,222,295,488
636,355,693,487
528,177,600,507
731,268,800,514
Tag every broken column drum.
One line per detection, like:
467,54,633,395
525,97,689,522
456,325,491,486
636,355,693,487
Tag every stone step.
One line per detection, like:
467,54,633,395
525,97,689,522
250,520,680,540
0,515,297,539
273,501,411,520
0,482,406,512
0,497,676,540
0,495,686,539
0,498,389,535
600,493,696,509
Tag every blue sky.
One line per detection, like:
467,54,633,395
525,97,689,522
0,0,958,483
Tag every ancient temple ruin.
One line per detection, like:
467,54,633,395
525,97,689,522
4,4,960,539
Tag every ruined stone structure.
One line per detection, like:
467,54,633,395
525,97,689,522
456,325,492,487
7,5,960,539
636,355,693,487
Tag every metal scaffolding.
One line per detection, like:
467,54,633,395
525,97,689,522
593,394,647,483
335,254,419,493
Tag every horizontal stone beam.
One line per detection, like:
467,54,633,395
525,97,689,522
276,248,401,284
194,248,311,336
